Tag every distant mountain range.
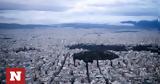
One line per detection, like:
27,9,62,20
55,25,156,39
121,19,159,29
0,19,159,30
59,23,134,29
0,23,53,29
0,23,133,29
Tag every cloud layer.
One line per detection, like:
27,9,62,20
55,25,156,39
0,0,159,24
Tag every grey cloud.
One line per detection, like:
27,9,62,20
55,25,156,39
91,0,159,7
0,0,158,24
111,7,158,16
88,0,159,16
0,2,68,11
0,16,18,23
0,16,16,20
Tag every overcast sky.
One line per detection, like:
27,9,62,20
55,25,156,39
0,0,159,25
